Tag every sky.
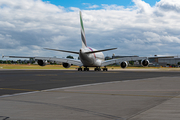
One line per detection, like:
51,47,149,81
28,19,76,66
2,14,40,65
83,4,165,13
42,0,160,9
0,0,180,60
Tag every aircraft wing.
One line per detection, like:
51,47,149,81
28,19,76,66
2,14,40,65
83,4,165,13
147,56,175,59
3,56,83,67
101,57,147,67
36,57,83,66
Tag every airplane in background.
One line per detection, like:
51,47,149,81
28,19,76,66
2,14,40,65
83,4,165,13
3,11,150,71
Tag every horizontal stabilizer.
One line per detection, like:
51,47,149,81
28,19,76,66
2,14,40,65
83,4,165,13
44,48,79,54
85,48,117,54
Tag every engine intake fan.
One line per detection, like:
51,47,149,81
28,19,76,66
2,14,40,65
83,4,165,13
62,63,71,68
37,60,47,66
120,61,128,69
141,59,149,66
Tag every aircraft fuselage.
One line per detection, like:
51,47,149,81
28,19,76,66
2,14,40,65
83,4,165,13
79,47,104,67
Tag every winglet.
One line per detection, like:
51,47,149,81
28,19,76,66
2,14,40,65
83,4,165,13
80,11,87,48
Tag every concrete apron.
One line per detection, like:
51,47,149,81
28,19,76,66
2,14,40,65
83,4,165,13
0,77,180,120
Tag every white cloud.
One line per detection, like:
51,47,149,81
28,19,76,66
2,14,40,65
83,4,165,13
133,0,153,14
0,34,20,49
89,5,99,9
82,3,99,9
101,4,124,10
69,7,80,11
156,0,180,12
1,0,180,59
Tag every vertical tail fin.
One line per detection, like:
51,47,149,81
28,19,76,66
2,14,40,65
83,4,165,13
80,11,87,48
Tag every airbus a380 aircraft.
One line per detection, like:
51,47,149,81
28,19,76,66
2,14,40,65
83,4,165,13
3,11,150,71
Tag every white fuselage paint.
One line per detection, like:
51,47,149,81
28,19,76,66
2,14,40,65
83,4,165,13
79,47,104,67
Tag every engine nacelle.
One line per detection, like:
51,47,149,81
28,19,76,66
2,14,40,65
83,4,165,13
120,61,128,69
62,62,71,68
141,59,149,67
37,60,47,66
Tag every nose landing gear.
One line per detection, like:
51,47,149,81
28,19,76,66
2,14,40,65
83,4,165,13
78,67,89,71
94,67,101,71
84,67,89,71
78,67,108,71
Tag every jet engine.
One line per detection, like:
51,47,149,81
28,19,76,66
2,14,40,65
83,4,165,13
62,62,71,68
37,60,47,66
120,61,128,68
141,59,149,67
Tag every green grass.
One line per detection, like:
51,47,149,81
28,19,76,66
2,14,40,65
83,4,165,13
0,64,180,71
0,64,77,70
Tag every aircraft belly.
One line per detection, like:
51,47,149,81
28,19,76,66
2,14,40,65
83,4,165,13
80,53,94,66
79,47,104,67
82,59,102,67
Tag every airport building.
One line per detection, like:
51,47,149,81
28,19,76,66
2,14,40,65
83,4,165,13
155,58,180,66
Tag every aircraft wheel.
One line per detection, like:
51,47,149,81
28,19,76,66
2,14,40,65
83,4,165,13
78,68,82,71
103,67,108,71
95,67,101,71
84,68,89,71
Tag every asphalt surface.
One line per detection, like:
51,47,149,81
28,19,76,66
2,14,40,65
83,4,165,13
1,69,180,96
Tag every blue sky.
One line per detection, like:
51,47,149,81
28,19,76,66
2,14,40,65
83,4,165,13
42,0,160,9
